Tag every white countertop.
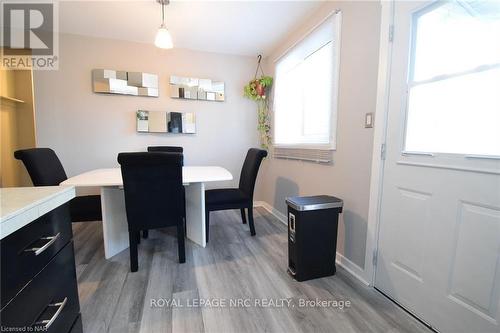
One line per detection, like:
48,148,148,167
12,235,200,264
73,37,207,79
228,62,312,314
61,166,233,187
0,186,76,240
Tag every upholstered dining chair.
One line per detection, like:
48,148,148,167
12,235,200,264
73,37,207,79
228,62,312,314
144,145,185,240
147,146,183,153
205,148,267,242
118,152,186,272
14,148,102,223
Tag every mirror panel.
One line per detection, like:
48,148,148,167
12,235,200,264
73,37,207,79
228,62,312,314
93,69,159,97
136,110,196,134
170,75,224,101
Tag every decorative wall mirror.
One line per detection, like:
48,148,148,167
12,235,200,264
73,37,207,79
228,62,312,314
137,110,196,134
170,76,225,101
93,69,159,97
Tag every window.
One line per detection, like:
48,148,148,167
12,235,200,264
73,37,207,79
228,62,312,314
274,12,341,148
405,1,500,156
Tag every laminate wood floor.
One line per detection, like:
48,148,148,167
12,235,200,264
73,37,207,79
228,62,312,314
73,207,431,333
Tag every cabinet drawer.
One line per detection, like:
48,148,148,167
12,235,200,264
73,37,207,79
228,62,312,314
1,204,72,308
0,242,80,333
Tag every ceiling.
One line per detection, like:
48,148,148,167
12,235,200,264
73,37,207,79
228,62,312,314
59,1,324,57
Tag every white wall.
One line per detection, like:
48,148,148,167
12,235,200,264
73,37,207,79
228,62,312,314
34,33,259,188
255,1,381,272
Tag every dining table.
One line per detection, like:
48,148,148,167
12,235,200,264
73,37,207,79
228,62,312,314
61,166,233,259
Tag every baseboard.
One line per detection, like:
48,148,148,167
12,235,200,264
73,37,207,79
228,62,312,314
335,252,370,286
254,201,287,223
254,200,370,286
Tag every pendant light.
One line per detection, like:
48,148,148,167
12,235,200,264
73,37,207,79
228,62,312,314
154,0,173,49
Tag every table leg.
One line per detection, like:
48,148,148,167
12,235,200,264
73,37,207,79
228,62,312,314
185,182,206,247
101,187,129,259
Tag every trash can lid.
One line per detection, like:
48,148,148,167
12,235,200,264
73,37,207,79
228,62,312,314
286,195,343,212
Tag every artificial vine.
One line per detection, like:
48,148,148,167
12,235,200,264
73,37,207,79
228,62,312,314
243,55,273,150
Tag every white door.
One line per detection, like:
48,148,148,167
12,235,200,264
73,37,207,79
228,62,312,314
375,1,500,332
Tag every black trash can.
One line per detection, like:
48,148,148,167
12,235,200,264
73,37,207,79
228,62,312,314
286,195,343,282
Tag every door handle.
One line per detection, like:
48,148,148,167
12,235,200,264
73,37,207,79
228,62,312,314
24,233,61,256
35,297,68,330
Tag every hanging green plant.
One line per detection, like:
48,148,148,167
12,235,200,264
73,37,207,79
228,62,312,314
243,55,273,150
243,76,273,101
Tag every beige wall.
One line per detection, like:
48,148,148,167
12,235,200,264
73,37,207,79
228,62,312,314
255,1,381,270
33,34,259,188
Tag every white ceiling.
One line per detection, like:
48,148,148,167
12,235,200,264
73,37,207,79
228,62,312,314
59,1,324,56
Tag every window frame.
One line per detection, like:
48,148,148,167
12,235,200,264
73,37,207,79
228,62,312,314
272,9,342,150
402,1,500,158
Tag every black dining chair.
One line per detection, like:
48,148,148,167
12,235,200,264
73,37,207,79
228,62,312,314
14,148,102,222
143,145,185,240
147,146,183,153
118,152,186,272
205,148,267,242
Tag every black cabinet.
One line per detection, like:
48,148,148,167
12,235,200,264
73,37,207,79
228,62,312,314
0,203,81,333
69,315,83,333
1,204,73,308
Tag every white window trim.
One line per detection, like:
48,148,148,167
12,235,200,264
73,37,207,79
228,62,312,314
272,9,342,151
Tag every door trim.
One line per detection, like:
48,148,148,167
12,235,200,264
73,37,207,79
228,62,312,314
363,0,395,285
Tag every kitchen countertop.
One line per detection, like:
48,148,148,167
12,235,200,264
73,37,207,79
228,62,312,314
0,186,75,240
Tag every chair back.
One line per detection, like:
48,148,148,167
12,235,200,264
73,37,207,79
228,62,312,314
147,146,183,153
14,148,68,186
118,152,184,231
238,148,267,198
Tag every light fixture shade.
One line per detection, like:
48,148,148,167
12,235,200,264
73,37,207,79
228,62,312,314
155,26,173,49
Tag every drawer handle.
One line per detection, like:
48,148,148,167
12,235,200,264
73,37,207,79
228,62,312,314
35,297,68,329
24,233,61,256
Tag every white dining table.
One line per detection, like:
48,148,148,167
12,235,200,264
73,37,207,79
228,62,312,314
61,167,232,259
